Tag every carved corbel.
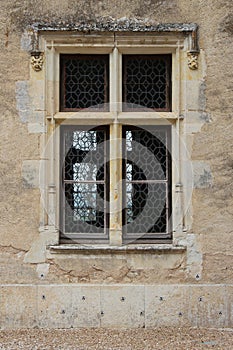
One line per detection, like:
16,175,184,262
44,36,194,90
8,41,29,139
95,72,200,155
187,51,199,70
31,51,44,71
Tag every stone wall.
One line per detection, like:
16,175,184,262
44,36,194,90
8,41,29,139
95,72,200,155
0,0,233,328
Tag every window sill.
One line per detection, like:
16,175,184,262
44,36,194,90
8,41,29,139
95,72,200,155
49,244,186,254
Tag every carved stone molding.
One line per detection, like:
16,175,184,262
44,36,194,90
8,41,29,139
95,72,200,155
187,51,199,70
31,52,44,71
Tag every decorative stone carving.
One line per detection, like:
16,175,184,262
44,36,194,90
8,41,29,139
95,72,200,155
31,52,44,71
187,51,198,70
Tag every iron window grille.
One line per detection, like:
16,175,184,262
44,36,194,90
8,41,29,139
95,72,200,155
60,54,109,111
60,124,171,243
122,125,172,242
60,125,109,243
122,55,172,111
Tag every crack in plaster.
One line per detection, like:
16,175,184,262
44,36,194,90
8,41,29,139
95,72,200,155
48,261,77,279
0,244,27,254
47,259,140,284
168,256,185,271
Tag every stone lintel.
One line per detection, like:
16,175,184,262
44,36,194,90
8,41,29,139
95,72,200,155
27,20,198,52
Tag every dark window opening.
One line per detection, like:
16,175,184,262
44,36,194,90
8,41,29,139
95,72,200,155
60,126,109,242
122,55,171,111
60,55,109,111
122,125,172,241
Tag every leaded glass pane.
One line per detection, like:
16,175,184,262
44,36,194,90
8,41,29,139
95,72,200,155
61,127,109,238
60,55,109,111
64,183,105,233
125,128,168,180
123,126,171,237
123,55,171,111
126,183,167,234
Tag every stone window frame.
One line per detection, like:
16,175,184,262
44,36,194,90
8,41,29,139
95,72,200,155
27,24,200,254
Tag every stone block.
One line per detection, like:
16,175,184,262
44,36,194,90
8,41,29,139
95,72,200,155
15,81,31,123
50,255,130,283
226,285,233,327
36,263,50,280
127,252,184,271
192,161,212,188
188,285,228,327
0,251,38,284
29,111,46,124
38,285,73,328
100,285,145,328
21,30,33,51
22,160,40,188
72,286,101,327
28,123,46,134
38,285,101,328
29,80,45,110
182,80,200,111
186,233,203,280
24,227,59,264
145,285,190,327
184,111,206,134
0,286,37,329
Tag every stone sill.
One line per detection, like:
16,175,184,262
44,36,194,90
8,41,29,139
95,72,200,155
49,244,186,255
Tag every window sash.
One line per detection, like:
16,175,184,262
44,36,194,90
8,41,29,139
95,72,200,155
60,54,109,112
122,55,172,112
59,124,172,243
122,125,172,241
60,125,109,242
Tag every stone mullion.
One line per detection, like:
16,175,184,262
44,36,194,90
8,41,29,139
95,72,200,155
109,122,122,245
109,46,122,245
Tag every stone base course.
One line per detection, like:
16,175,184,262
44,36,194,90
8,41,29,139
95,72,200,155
1,284,232,329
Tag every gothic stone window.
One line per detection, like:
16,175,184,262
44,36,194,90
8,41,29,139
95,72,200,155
29,24,199,251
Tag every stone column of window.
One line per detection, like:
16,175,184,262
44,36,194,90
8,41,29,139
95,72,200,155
173,43,186,245
109,47,123,245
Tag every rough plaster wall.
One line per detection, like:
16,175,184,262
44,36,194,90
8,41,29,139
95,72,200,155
0,0,233,287
183,1,233,284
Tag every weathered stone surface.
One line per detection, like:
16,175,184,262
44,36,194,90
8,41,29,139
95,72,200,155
219,13,233,35
0,286,37,329
22,160,40,188
227,285,233,327
28,122,46,134
185,233,203,281
192,161,212,189
0,250,38,284
24,227,59,264
38,285,101,328
49,250,186,284
0,284,232,329
72,286,101,327
188,286,228,328
202,253,233,283
15,81,31,123
100,285,145,328
38,285,73,328
145,285,190,327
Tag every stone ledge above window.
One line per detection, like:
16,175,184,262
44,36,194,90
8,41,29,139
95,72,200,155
49,244,186,254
